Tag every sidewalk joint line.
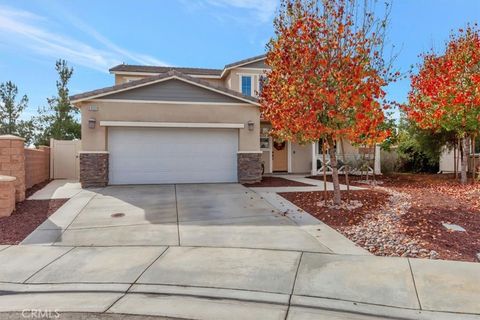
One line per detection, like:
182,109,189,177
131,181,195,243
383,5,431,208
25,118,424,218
65,221,178,231
293,293,422,311
132,281,288,296
285,251,303,320
22,247,75,284
407,258,422,310
103,246,171,313
174,184,180,246
52,192,98,244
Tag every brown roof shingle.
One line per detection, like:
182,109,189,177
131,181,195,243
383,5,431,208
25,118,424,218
224,54,267,69
109,65,223,76
109,54,267,76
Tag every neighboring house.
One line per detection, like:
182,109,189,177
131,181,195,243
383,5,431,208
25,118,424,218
70,54,380,187
439,145,480,173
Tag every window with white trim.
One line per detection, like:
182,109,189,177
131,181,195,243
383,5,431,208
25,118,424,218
241,76,252,96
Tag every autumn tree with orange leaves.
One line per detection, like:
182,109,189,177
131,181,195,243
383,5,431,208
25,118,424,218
405,25,480,184
261,0,397,205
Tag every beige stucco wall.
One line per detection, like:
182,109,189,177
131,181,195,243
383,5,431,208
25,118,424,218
79,101,260,152
114,75,149,85
226,67,268,97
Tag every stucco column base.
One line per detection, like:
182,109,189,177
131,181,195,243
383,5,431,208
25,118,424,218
79,152,109,188
238,152,262,184
0,176,16,217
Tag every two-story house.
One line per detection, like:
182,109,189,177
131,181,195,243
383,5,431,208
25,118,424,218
70,54,380,187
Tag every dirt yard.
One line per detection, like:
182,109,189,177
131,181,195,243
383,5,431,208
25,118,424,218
280,174,480,262
0,180,68,245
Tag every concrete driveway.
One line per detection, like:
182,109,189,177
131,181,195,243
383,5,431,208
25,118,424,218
23,183,335,253
2,182,478,319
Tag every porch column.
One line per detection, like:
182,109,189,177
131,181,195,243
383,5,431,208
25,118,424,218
311,142,317,175
375,145,381,174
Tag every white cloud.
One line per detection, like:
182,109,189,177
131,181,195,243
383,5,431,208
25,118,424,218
0,5,168,73
60,12,169,66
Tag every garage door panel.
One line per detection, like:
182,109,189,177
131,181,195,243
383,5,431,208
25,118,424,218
108,127,238,184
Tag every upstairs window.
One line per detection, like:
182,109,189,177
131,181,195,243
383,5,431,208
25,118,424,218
241,76,252,96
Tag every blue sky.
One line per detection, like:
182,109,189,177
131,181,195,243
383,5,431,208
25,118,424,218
0,0,479,120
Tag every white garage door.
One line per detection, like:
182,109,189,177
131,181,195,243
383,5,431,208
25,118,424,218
108,127,238,184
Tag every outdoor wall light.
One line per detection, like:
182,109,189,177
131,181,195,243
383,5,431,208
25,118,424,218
88,118,96,129
247,121,255,131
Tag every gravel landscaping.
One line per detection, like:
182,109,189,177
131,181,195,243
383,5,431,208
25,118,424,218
280,174,480,262
0,181,68,245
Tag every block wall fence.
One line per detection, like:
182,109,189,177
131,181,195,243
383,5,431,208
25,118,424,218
0,135,50,217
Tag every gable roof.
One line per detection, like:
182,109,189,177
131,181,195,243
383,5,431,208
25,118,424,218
70,70,259,105
109,65,222,76
224,54,267,69
109,54,268,78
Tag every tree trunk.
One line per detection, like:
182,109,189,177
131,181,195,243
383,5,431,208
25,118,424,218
327,136,341,205
461,136,468,184
322,141,328,205
340,138,350,204
371,144,377,185
472,134,476,183
456,138,461,180
453,143,457,179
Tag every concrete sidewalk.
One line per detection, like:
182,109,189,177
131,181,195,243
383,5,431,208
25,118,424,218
28,180,83,200
250,174,365,193
0,245,478,319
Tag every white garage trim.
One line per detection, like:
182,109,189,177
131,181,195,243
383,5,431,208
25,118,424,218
108,127,238,184
100,121,245,129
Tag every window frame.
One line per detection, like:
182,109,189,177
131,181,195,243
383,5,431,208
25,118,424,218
239,74,253,96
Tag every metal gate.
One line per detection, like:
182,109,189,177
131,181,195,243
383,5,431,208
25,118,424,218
50,139,81,179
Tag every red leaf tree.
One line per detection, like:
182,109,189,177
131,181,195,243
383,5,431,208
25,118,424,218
261,0,395,204
405,25,480,184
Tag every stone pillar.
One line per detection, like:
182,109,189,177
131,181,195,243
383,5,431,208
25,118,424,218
0,135,25,202
0,176,16,217
237,152,262,184
79,152,109,188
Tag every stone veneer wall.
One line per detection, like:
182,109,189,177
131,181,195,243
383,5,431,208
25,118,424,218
79,152,109,188
0,135,26,202
237,152,262,184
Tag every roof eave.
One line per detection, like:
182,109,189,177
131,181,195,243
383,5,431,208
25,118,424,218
220,55,267,78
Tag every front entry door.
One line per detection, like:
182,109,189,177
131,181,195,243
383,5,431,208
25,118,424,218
272,141,288,171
